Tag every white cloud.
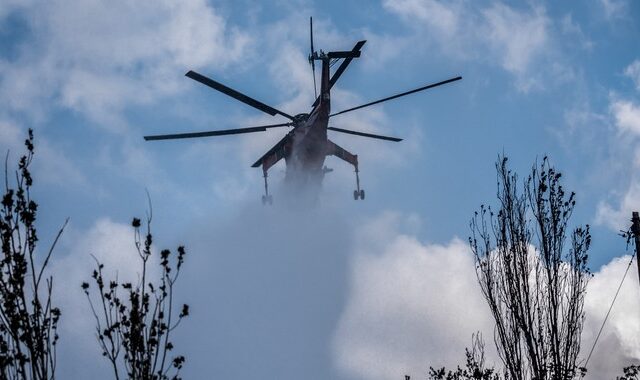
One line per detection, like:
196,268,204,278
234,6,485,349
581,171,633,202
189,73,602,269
383,0,461,39
625,60,640,91
0,0,250,131
382,1,554,92
594,96,640,231
561,14,594,51
334,211,640,380
582,255,640,379
381,0,472,63
35,139,89,188
481,3,549,91
0,122,88,190
598,0,629,20
359,32,412,72
563,104,608,134
596,181,640,231
0,119,23,154
333,212,497,380
610,99,640,135
590,62,640,232
482,3,547,74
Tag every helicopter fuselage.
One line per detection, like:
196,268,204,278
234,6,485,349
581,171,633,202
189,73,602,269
282,57,331,186
143,21,460,204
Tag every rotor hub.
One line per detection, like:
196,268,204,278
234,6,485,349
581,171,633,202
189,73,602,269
293,113,309,126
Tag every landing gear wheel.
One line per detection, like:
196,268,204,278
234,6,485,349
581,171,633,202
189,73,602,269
353,190,359,200
262,195,267,205
359,189,365,200
268,195,273,205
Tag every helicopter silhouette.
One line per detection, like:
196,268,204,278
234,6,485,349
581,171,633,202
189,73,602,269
145,17,461,205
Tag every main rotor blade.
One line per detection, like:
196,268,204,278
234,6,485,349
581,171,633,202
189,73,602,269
312,40,366,108
330,76,462,117
185,70,294,121
328,127,402,142
329,40,366,89
144,123,291,141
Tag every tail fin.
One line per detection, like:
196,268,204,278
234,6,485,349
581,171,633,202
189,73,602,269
327,51,361,59
311,40,366,108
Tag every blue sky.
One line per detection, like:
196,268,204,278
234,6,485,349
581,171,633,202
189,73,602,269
1,0,640,379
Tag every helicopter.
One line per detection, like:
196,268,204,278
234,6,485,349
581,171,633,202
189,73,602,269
144,18,461,205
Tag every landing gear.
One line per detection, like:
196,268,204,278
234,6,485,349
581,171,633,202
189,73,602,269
262,170,273,206
353,166,365,200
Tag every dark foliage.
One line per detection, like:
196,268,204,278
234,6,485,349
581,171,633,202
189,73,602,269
0,130,64,379
469,156,590,380
428,334,501,380
617,365,640,380
82,213,188,380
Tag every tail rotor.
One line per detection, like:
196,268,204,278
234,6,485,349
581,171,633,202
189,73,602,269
309,16,317,99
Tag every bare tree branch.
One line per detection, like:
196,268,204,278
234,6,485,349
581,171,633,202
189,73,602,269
469,156,590,380
83,214,189,380
0,129,63,380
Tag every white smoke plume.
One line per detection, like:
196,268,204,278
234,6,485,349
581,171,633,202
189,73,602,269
332,212,640,380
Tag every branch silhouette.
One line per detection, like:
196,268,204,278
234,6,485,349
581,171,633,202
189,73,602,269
0,129,64,380
82,212,189,380
469,156,590,380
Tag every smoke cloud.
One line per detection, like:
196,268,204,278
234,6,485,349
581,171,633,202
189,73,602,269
46,201,640,380
332,212,640,380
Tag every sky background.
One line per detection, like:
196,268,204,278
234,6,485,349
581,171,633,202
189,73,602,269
1,0,640,379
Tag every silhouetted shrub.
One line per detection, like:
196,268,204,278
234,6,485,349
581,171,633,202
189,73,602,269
428,334,500,380
82,212,189,380
0,129,65,379
469,156,590,380
617,365,640,380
